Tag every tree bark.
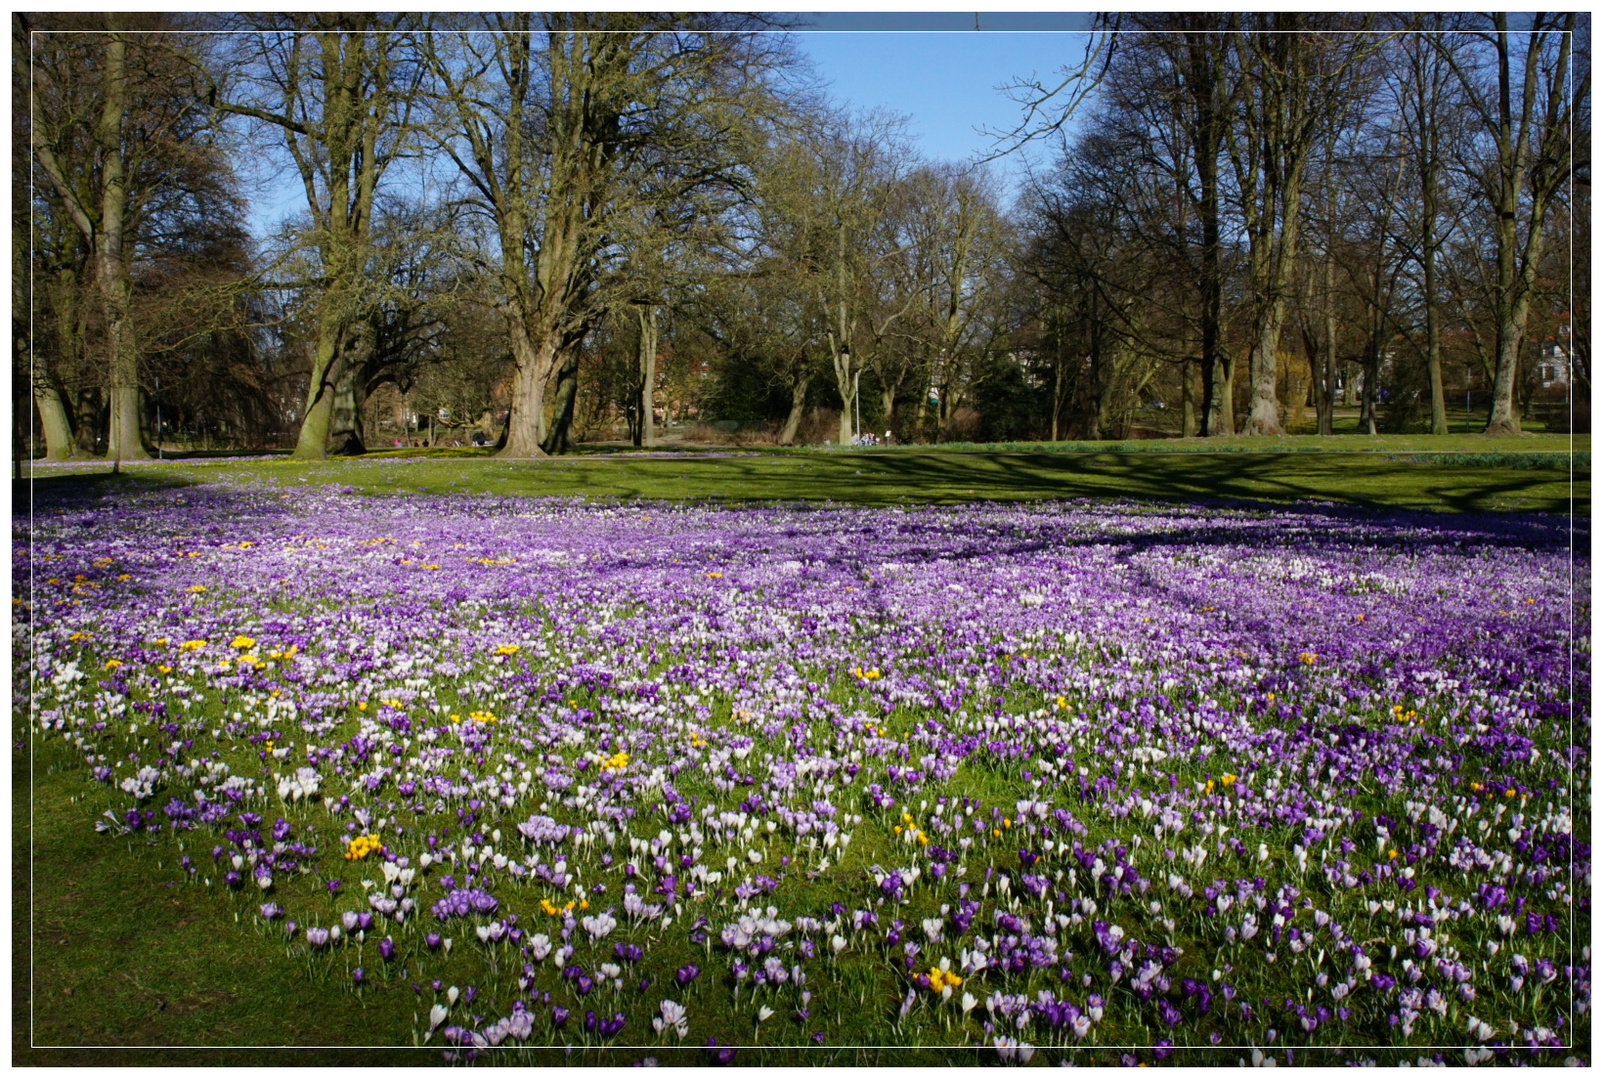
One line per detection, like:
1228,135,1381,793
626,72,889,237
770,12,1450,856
541,347,582,455
292,320,343,459
34,383,76,460
94,29,146,461
326,357,368,455
1205,352,1235,436
498,309,552,458
1179,357,1194,438
637,303,657,448
778,371,811,445
1185,28,1231,438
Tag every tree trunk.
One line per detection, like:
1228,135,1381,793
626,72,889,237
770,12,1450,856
1205,352,1235,436
34,382,76,460
1244,298,1288,436
498,315,552,458
74,387,102,455
1187,29,1229,440
327,360,368,455
1486,306,1527,435
833,346,855,445
778,372,811,445
1051,332,1064,442
291,320,342,459
1180,357,1194,438
1424,257,1447,434
1418,78,1449,435
1319,246,1337,436
637,303,657,448
103,296,146,460
1242,165,1303,437
541,347,581,455
1360,338,1380,436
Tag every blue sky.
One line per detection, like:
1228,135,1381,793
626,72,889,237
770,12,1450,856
787,12,1096,190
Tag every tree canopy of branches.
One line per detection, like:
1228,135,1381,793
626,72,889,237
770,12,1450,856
19,18,1587,462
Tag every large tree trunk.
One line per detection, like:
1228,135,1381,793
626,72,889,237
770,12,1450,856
541,348,581,455
94,31,146,463
1486,306,1528,435
1242,170,1303,437
1204,352,1235,436
34,382,76,460
1243,297,1289,436
833,346,855,445
74,387,101,455
498,313,552,458
291,320,343,459
778,372,811,445
1419,97,1448,435
101,272,146,461
326,360,368,455
1185,28,1230,440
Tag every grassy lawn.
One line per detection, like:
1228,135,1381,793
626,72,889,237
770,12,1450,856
22,434,1589,516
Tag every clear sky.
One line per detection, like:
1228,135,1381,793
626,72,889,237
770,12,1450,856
785,11,1096,195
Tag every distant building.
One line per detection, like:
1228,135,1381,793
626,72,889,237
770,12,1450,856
1537,320,1572,388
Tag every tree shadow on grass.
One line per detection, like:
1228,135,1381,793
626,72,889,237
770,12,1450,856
15,471,201,517
575,450,1581,520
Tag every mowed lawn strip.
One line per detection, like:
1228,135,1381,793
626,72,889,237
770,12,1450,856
23,443,1589,515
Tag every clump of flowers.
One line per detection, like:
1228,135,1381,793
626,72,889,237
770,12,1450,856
343,833,382,860
432,888,500,920
598,750,629,771
915,964,963,995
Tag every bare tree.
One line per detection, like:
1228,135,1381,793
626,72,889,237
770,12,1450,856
1394,21,1462,434
214,14,424,458
1436,14,1586,434
1231,16,1383,436
425,15,788,458
28,14,252,461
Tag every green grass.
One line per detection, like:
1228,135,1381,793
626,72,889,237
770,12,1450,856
23,434,1589,516
15,738,430,1066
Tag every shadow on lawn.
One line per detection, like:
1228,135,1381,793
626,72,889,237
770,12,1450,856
15,470,200,516
569,450,1581,518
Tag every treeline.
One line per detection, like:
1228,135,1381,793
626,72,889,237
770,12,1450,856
17,13,1589,461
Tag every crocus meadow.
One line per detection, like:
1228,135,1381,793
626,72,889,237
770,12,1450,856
18,479,1589,1065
